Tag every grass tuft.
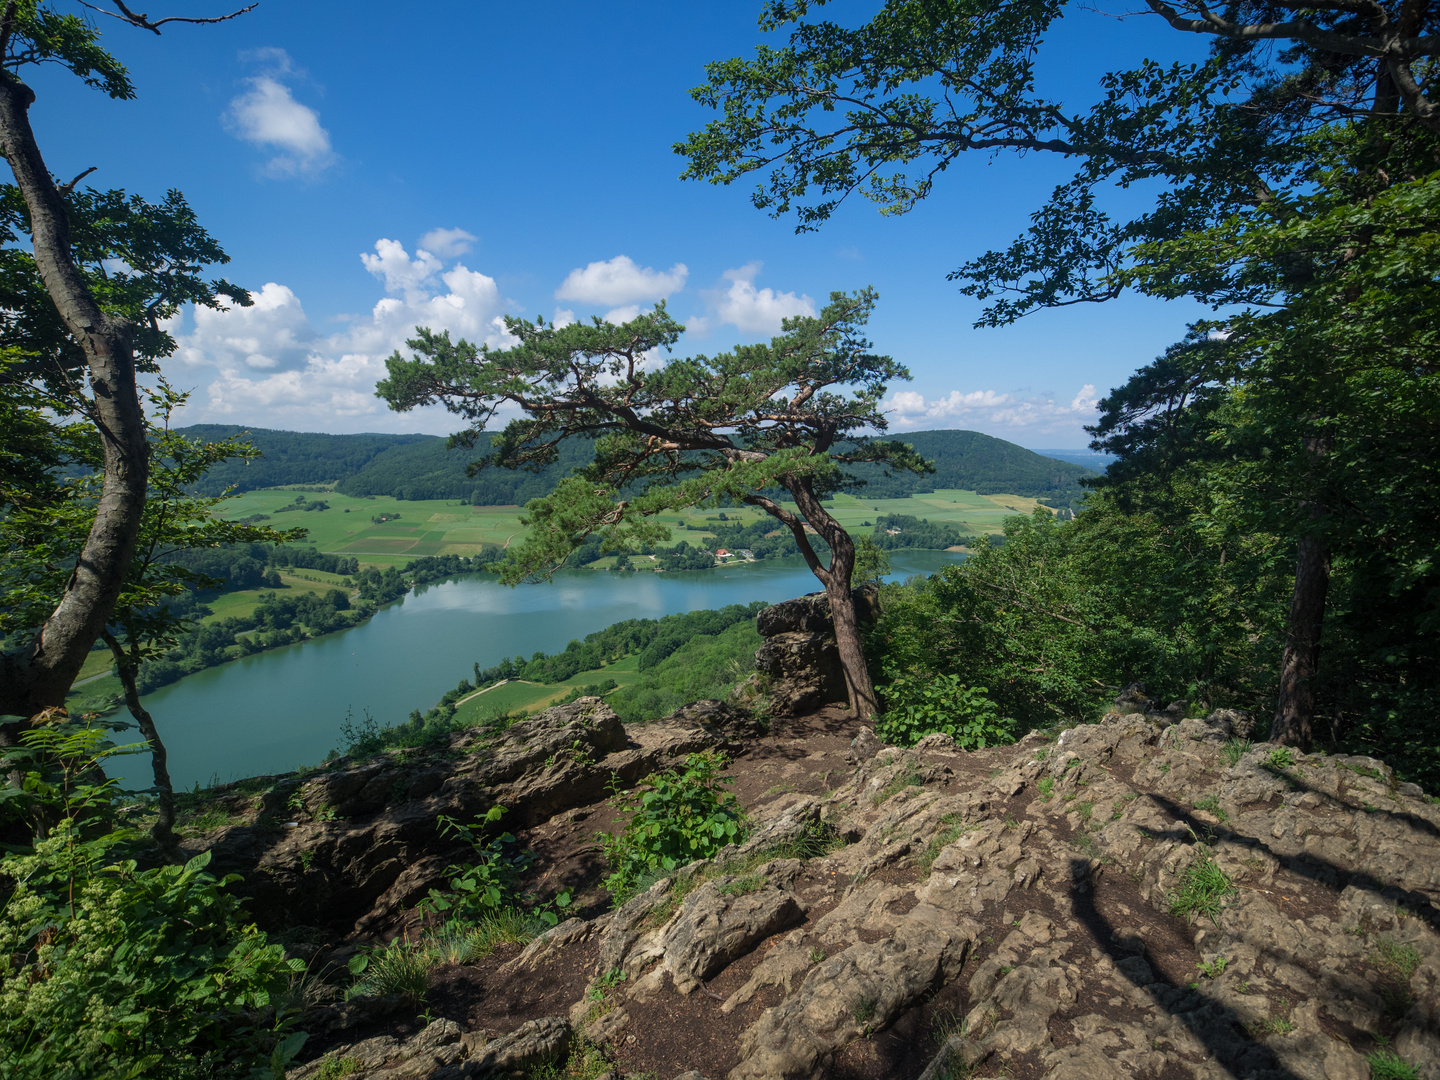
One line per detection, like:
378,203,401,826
872,763,925,806
1168,847,1235,924
919,819,966,877
1366,1051,1420,1080
718,874,766,896
346,940,431,1004
1193,794,1230,824
314,1056,365,1080
1373,937,1422,979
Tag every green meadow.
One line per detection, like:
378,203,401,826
217,486,1050,569
448,654,644,725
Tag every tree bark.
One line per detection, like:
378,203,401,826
0,71,149,727
1272,432,1334,750
784,481,881,720
101,632,178,854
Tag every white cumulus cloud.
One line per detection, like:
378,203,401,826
886,384,1101,437
556,255,688,306
225,49,335,178
361,238,442,296
419,228,477,259
710,263,815,336
167,240,517,432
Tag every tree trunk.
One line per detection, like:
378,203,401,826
102,632,178,854
1272,431,1334,750
0,72,149,726
785,482,881,720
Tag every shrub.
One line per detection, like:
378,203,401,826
0,726,304,1080
600,752,748,901
876,673,1015,749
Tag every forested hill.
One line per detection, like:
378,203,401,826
177,425,1095,504
176,426,429,494
845,430,1095,502
176,425,594,503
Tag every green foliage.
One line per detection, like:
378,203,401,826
870,514,969,552
0,726,303,1079
868,497,1289,733
607,618,764,724
345,941,430,1005
600,753,748,901
1366,1050,1421,1080
1195,955,1228,979
852,534,891,586
875,673,1014,749
1372,937,1422,980
1167,847,1235,925
1266,747,1295,772
1222,740,1252,767
416,807,572,950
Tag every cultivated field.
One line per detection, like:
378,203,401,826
216,486,1050,569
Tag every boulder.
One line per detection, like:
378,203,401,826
657,865,806,992
747,586,879,716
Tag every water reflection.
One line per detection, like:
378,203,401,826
117,551,962,790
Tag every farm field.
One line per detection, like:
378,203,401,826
447,654,643,725
217,486,1049,567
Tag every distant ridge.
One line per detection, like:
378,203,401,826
178,425,1095,506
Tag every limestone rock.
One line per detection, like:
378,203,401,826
429,1016,572,1079
846,728,882,763
751,587,878,716
657,864,806,992
192,697,732,934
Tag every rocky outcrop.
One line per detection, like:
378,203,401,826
191,697,751,933
734,586,879,717
505,711,1440,1080
293,1016,571,1080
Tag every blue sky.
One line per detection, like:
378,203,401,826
33,1,1213,447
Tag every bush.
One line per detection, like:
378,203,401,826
0,726,304,1080
875,673,1015,749
417,807,570,928
600,752,748,901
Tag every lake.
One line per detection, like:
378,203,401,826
114,550,964,790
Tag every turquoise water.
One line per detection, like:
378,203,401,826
114,550,962,790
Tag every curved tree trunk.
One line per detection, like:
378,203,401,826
784,481,880,720
0,72,149,729
101,632,178,854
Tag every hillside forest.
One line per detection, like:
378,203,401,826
1,2,1438,1079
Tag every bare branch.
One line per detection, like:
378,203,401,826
57,165,97,195
78,0,257,34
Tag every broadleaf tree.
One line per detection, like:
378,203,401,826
0,0,251,728
376,291,930,719
676,0,1440,747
